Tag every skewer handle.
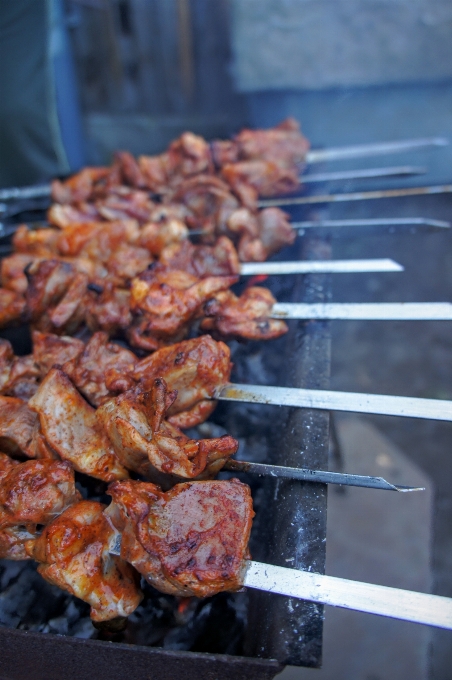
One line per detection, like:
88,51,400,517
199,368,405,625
305,137,448,164
244,561,452,629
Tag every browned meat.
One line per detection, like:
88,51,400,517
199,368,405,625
51,167,111,204
158,236,240,278
234,117,310,166
236,207,295,262
0,452,19,480
114,151,147,189
138,216,189,257
57,220,140,260
127,267,237,351
25,260,88,335
47,202,101,229
29,368,128,482
32,331,84,376
85,282,132,336
0,342,40,400
0,459,80,559
132,335,231,429
62,331,137,407
222,159,300,198
98,378,238,483
106,244,151,283
106,478,254,598
0,396,37,457
27,500,143,620
1,253,42,295
12,225,60,256
202,286,288,341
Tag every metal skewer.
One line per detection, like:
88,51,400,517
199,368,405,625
244,561,452,630
108,535,452,629
270,302,452,321
301,165,426,183
239,259,402,275
305,137,448,164
216,383,452,421
224,459,423,492
258,184,452,208
291,217,450,231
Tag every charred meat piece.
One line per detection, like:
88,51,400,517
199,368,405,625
98,378,238,484
202,286,288,341
158,236,240,278
32,330,84,377
12,225,60,257
222,159,300,199
0,287,28,330
138,215,189,257
106,478,254,598
132,335,231,429
51,167,111,204
1,253,43,295
29,368,128,482
25,259,88,335
85,281,132,336
62,331,137,407
47,202,101,229
234,117,310,166
0,341,40,400
128,267,237,351
0,396,38,457
27,500,143,621
0,458,80,559
57,219,140,262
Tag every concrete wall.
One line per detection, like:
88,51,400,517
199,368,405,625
231,0,452,91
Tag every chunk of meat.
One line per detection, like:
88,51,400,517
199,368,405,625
0,347,40,400
25,260,88,335
138,217,189,257
128,267,237,351
132,335,231,428
202,286,288,340
106,243,151,283
51,167,111,204
1,254,41,295
27,500,143,621
234,117,310,166
106,478,254,598
98,378,238,484
0,452,19,481
12,225,60,256
0,458,79,559
222,159,300,198
85,282,132,336
95,189,156,223
0,396,37,457
32,330,84,376
159,236,240,278
29,368,128,482
47,202,101,229
63,331,137,407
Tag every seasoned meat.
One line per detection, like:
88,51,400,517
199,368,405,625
158,236,240,278
0,458,80,560
62,331,137,407
85,281,132,336
25,260,88,335
27,500,143,621
0,396,38,457
106,478,254,598
12,225,60,256
202,286,288,341
128,267,237,351
98,378,238,484
234,117,310,166
32,330,84,376
0,342,40,400
29,368,128,482
132,335,231,428
138,216,189,257
51,167,111,204
222,159,300,199
0,452,19,480
47,202,101,229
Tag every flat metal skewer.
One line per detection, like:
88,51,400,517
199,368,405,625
216,383,452,421
291,217,450,231
301,165,426,183
224,459,423,492
244,561,452,629
258,184,452,208
271,302,452,321
108,535,452,628
239,259,403,275
305,137,448,164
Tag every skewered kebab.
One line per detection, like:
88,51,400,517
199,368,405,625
104,478,452,629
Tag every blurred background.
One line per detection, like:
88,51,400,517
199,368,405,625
1,1,452,679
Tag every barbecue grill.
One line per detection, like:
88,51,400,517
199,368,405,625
0,133,451,680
